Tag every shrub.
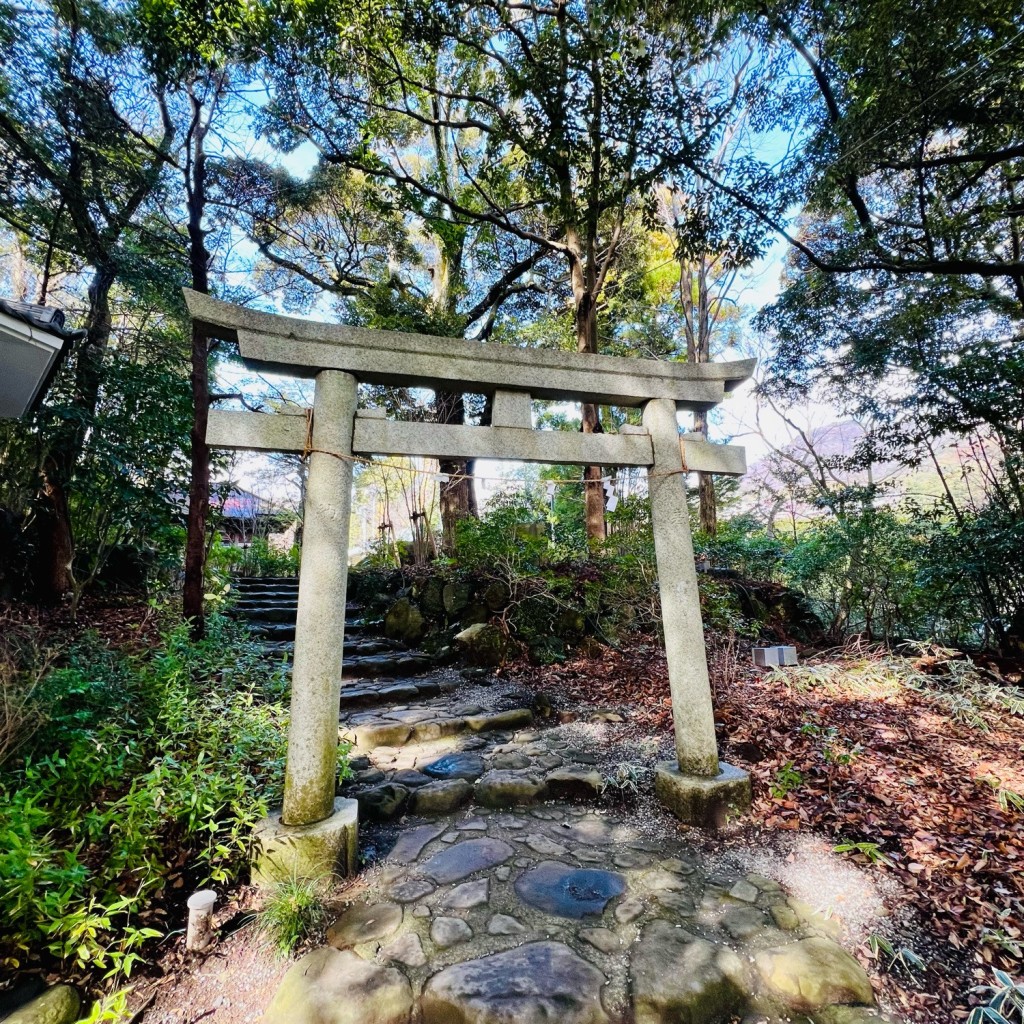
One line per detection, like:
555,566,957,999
0,613,343,979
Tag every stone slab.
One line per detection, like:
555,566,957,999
420,941,610,1024
389,823,447,864
3,985,80,1024
263,947,412,1024
631,920,746,1024
514,861,626,919
420,838,516,884
327,902,402,948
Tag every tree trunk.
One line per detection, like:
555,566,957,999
38,458,75,602
576,292,605,545
693,409,717,535
182,88,212,639
183,323,210,637
36,260,116,604
434,390,472,553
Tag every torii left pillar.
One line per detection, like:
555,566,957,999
251,369,359,886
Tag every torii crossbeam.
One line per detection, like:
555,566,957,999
187,290,753,877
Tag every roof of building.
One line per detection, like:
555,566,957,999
0,298,88,341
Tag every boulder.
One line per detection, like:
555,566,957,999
454,623,507,667
544,765,603,800
4,985,80,1024
555,608,586,636
475,770,547,807
412,779,473,815
460,603,491,627
350,722,413,749
490,750,532,770
327,902,403,948
356,783,410,821
384,597,425,643
421,752,486,782
418,575,447,616
482,580,511,611
443,580,472,615
631,920,747,1024
392,769,432,789
420,941,610,1024
263,947,413,1024
465,708,532,732
753,937,874,1012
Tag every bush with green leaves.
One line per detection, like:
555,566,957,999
443,487,753,659
0,613,344,980
694,513,790,583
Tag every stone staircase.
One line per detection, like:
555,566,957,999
230,575,434,677
230,575,599,825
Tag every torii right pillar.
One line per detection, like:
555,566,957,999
643,398,752,827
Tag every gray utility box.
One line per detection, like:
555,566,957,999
752,646,798,667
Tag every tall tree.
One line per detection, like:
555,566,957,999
263,0,760,544
0,0,174,599
137,0,265,635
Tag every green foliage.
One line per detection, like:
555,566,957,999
770,761,804,799
454,490,556,575
799,717,863,766
0,613,324,979
78,988,133,1024
868,934,925,975
446,487,759,658
0,325,193,601
967,969,1024,1024
695,514,789,583
834,841,895,868
208,536,300,581
258,875,327,956
600,763,649,798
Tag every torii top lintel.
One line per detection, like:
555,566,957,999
184,290,754,410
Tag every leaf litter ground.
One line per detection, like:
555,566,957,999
505,633,1024,1023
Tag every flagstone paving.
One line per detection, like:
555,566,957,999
233,579,897,1024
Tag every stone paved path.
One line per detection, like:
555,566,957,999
234,578,896,1024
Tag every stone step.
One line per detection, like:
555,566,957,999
339,677,450,710
234,602,368,618
251,614,380,638
345,725,606,819
232,578,300,592
342,707,533,752
245,616,376,641
255,643,433,679
231,605,297,623
247,622,300,641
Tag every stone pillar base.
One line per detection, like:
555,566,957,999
252,797,359,887
655,761,751,828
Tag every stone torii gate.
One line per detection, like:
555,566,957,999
186,289,754,878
